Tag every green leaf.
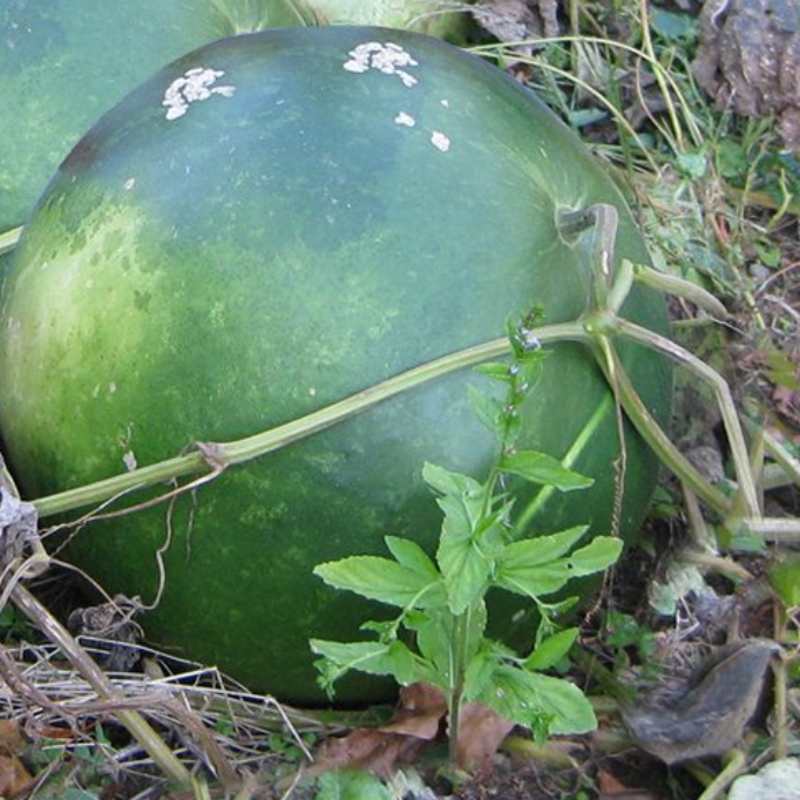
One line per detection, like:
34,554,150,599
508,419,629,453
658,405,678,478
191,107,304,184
422,461,483,499
437,511,505,614
477,666,597,734
384,536,439,578
651,8,696,40
415,603,487,687
468,385,505,435
516,353,547,389
439,538,490,614
676,150,708,180
316,769,393,800
524,627,579,671
769,555,800,607
530,673,597,734
310,639,419,687
314,556,443,609
496,530,618,599
463,638,515,701
474,361,514,383
568,536,623,576
413,614,452,686
501,451,593,491
496,561,571,598
500,526,589,568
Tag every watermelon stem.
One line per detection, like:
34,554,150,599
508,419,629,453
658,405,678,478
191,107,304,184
26,201,779,538
30,322,585,520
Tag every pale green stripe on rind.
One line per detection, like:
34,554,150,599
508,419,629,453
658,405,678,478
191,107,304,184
515,393,615,532
0,226,23,257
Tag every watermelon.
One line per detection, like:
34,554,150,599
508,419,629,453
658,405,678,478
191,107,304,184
0,0,467,244
0,27,671,704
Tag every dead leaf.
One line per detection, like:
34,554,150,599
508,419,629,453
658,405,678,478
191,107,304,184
472,0,559,44
597,766,661,798
692,0,800,151
598,767,629,794
313,683,518,776
311,683,447,778
0,754,34,797
312,728,426,779
456,703,515,769
0,721,25,756
381,683,447,740
622,639,780,764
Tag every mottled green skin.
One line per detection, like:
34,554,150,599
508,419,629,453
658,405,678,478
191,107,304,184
0,0,464,241
0,28,671,704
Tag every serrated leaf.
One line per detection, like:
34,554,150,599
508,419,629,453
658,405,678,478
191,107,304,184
501,451,593,491
524,627,579,671
537,595,579,617
462,637,516,702
414,614,453,684
532,673,597,734
316,769,393,800
359,619,397,637
468,385,505,435
314,556,443,609
384,536,439,578
568,536,623,576
463,649,498,701
437,508,506,614
416,603,487,687
422,462,482,498
496,561,571,598
474,361,514,382
496,529,615,598
437,534,493,614
477,666,597,734
500,526,589,568
310,639,420,688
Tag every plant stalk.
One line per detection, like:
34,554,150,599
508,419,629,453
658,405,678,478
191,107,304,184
447,608,471,767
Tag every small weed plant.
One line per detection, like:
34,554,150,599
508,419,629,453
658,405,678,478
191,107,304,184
311,313,623,762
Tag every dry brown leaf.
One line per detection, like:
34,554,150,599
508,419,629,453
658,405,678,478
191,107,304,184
455,702,515,770
0,721,25,756
312,682,518,776
598,767,632,794
311,682,447,778
623,639,780,764
381,683,447,740
0,754,35,797
313,728,426,778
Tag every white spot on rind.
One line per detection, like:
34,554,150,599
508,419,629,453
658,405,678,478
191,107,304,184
431,131,451,152
394,111,416,127
343,41,419,88
163,67,236,121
